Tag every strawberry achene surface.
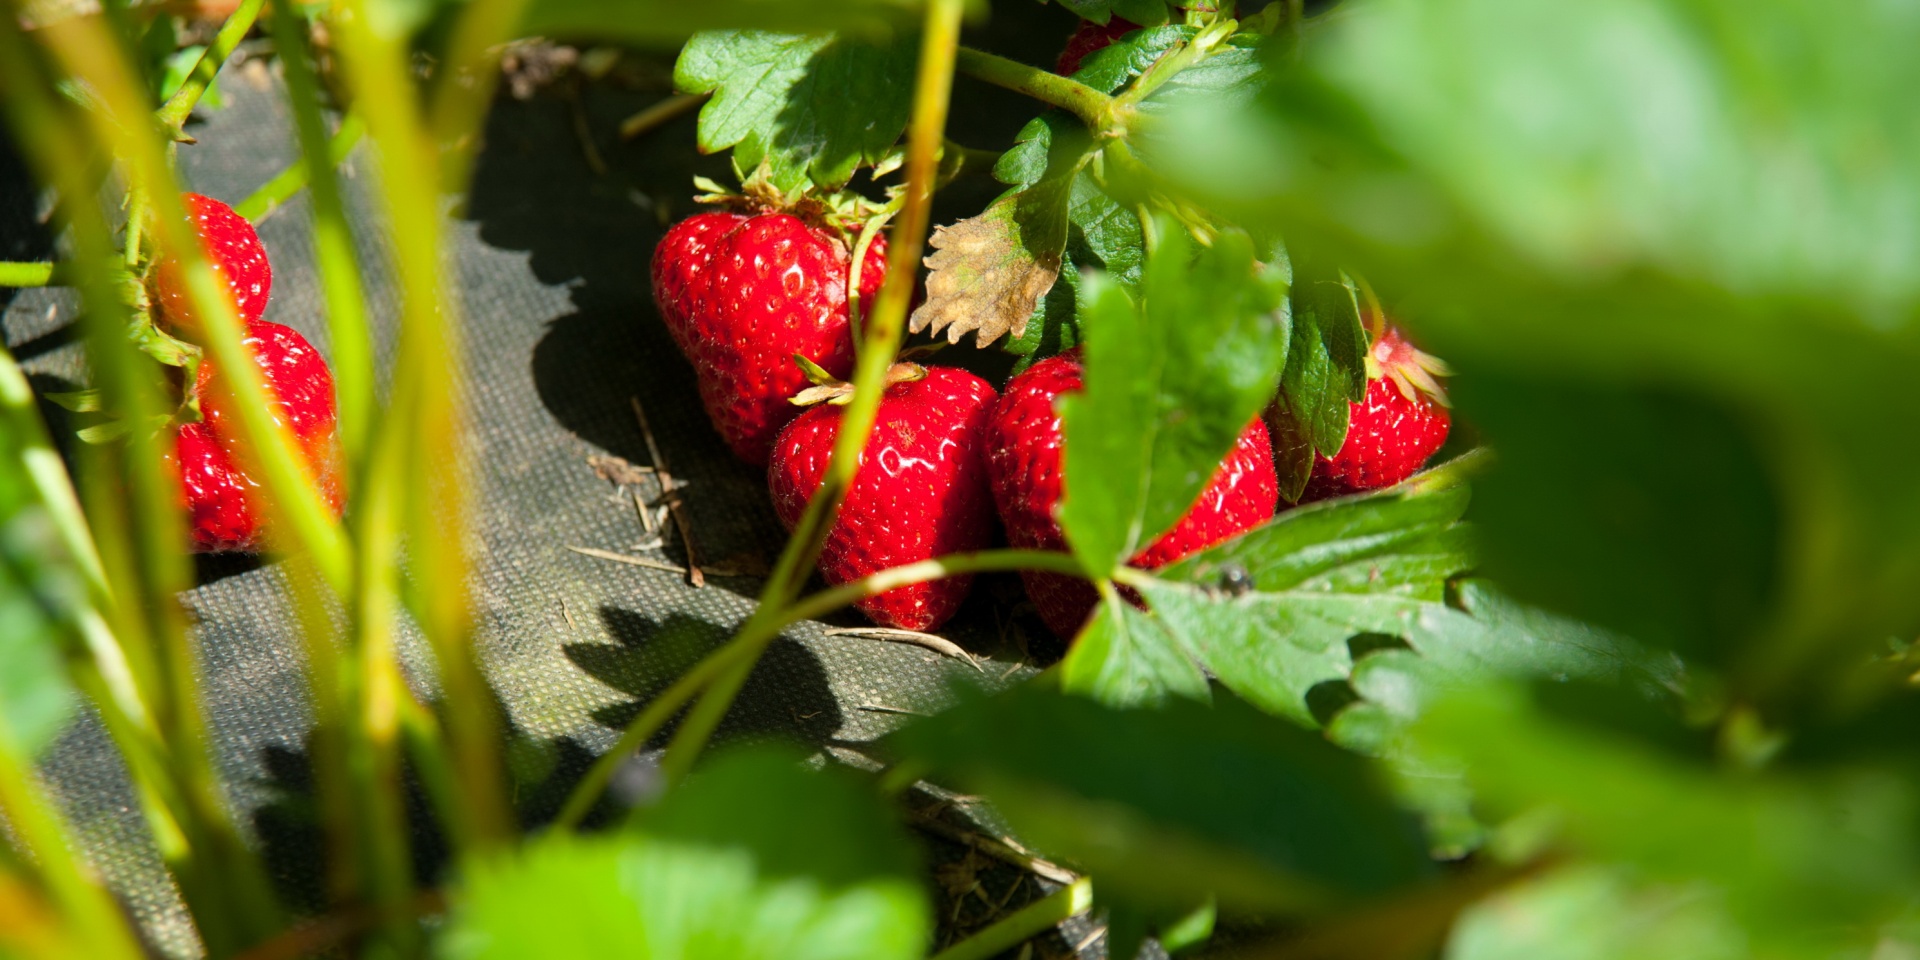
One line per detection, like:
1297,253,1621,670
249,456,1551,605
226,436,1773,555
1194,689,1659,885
171,321,344,553
151,193,273,330
768,366,999,632
985,352,1279,639
651,209,887,466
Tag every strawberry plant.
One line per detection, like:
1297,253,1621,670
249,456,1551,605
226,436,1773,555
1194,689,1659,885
1,0,1918,957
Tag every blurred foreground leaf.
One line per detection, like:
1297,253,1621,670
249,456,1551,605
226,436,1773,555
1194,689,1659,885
440,747,927,960
887,685,1434,913
1414,682,1920,953
1156,0,1920,701
0,354,83,756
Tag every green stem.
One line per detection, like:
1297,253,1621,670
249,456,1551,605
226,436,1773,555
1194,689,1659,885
656,0,971,788
155,0,267,133
335,0,514,848
0,261,64,286
955,46,1116,131
261,4,374,476
930,878,1095,960
231,113,366,222
552,549,1083,830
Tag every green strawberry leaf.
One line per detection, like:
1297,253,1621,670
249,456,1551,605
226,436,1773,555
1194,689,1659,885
521,0,927,45
674,30,915,193
1412,681,1920,951
441,746,928,960
1141,481,1475,725
1058,218,1290,575
885,685,1435,913
1060,588,1210,708
1266,250,1366,502
1051,0,1175,27
1457,373,1780,669
1445,864,1748,960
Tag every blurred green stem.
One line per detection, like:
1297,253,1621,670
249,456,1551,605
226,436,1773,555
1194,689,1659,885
231,113,366,222
657,0,970,788
930,878,1095,960
955,46,1115,131
552,548,1083,830
259,4,374,475
0,261,64,286
154,0,265,133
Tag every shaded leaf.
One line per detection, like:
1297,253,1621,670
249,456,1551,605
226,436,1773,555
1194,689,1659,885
886,686,1434,913
673,30,915,192
523,0,928,46
1052,0,1174,27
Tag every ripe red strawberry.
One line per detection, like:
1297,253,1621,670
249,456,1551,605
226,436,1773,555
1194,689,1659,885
150,193,272,330
1056,16,1141,75
651,208,888,466
169,322,344,553
985,352,1279,639
768,364,999,632
1297,325,1451,502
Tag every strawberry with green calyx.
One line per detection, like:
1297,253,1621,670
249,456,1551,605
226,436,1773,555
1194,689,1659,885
984,351,1279,639
148,193,272,331
650,174,893,466
169,321,345,553
1295,322,1452,502
767,357,999,632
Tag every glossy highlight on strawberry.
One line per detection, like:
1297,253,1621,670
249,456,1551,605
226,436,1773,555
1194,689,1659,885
985,352,1279,639
170,321,344,553
150,193,273,330
651,208,888,466
1299,325,1451,501
767,365,999,632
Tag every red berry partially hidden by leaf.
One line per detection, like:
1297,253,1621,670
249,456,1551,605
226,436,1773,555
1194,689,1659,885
984,352,1280,639
169,322,344,553
150,193,272,331
768,365,1000,632
1056,16,1141,75
1299,325,1451,501
651,209,887,466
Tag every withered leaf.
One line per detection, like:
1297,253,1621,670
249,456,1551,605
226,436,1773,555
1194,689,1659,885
910,174,1075,347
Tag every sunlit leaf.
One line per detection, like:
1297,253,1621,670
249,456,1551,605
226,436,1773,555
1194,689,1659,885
673,29,915,192
1058,219,1289,574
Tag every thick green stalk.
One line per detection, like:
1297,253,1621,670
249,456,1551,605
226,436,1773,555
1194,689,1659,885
0,712,148,960
23,15,291,954
955,46,1117,131
929,878,1094,960
552,549,1083,830
154,0,266,132
657,0,971,786
258,5,373,474
0,261,62,286
331,0,512,847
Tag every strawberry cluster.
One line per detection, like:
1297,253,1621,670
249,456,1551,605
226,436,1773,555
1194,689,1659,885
651,203,1452,638
149,193,344,553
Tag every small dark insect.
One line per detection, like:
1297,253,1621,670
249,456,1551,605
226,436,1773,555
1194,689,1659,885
1218,563,1254,597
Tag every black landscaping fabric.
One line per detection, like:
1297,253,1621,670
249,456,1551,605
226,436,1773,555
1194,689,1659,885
0,6,1158,958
